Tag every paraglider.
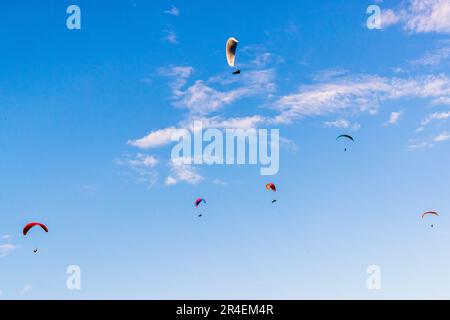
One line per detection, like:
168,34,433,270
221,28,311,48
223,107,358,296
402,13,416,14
336,134,354,152
266,183,277,203
226,37,240,74
23,222,48,254
195,198,206,208
23,222,48,236
422,211,439,228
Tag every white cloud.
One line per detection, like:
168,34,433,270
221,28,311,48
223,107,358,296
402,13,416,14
408,141,433,150
381,9,401,28
165,176,177,186
1,235,11,240
312,69,349,82
128,115,268,152
128,127,179,149
434,131,450,142
403,0,450,33
279,136,299,151
194,115,267,130
273,74,450,124
166,158,204,186
410,42,450,66
431,97,450,106
324,119,350,129
164,6,179,16
163,29,178,44
251,53,274,68
382,0,450,34
158,66,194,96
385,111,403,126
19,285,32,296
212,179,228,186
126,154,158,168
421,111,450,126
116,154,159,187
175,69,276,115
177,80,248,114
0,244,16,257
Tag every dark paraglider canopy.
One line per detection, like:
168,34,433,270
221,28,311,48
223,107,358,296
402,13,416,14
336,134,354,142
23,222,48,236
422,211,439,218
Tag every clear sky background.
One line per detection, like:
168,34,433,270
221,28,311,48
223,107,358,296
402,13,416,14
1,0,450,299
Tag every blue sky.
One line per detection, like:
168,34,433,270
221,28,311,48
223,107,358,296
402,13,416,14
1,0,450,299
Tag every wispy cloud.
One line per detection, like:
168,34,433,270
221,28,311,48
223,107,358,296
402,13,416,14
193,115,267,130
125,154,158,168
164,6,179,16
0,244,16,257
166,158,203,186
163,29,178,44
380,9,401,29
128,115,269,152
279,136,299,151
408,140,433,150
116,154,159,187
421,111,450,127
173,69,276,115
384,111,403,126
434,131,450,142
129,70,450,155
128,127,179,149
212,178,228,186
382,0,450,34
19,285,32,296
273,74,450,124
324,119,350,129
312,69,349,82
410,41,450,66
323,119,361,131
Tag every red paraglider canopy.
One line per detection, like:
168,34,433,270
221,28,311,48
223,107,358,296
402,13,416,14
23,222,48,236
266,183,276,192
422,211,439,219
